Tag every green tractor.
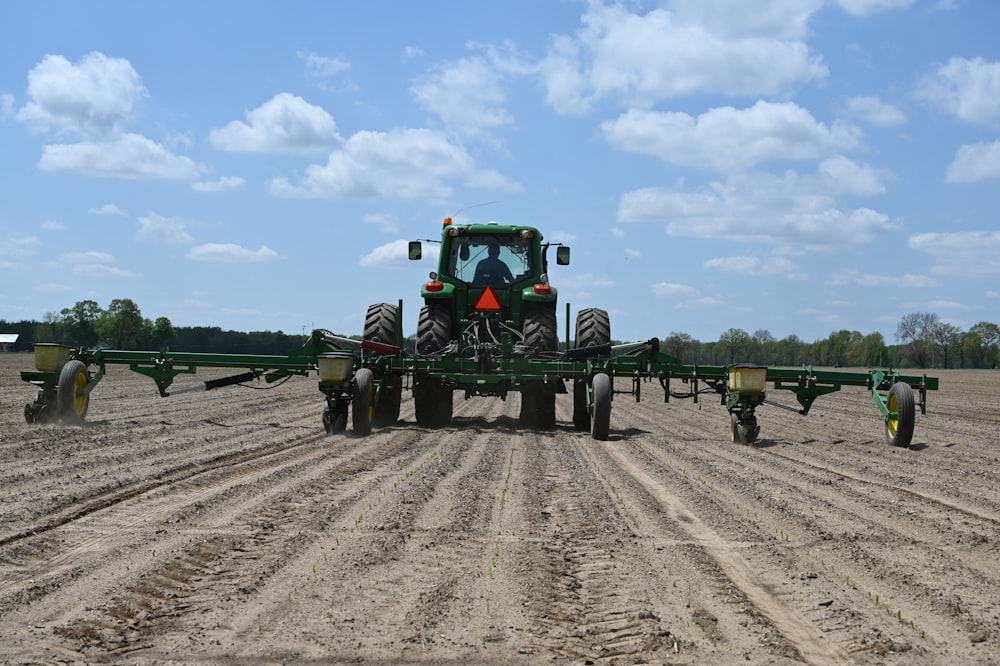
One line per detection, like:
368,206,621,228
403,217,590,429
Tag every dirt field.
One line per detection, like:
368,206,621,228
1,353,998,665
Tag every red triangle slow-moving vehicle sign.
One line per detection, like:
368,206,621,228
474,286,502,312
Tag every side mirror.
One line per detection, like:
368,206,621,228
459,243,470,261
556,246,570,265
408,241,422,260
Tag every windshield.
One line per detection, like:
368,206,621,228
446,235,532,287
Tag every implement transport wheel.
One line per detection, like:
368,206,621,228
57,360,90,424
353,368,374,436
591,373,612,440
414,379,453,428
520,305,558,429
416,303,452,356
573,308,611,429
364,302,402,426
885,382,915,448
24,403,35,425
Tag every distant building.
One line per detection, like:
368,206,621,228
0,333,19,352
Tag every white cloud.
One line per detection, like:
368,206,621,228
842,95,907,126
363,213,397,233
1,93,14,119
827,268,936,288
833,0,916,16
916,57,1000,126
209,93,343,154
186,243,281,263
411,46,528,135
270,128,520,201
945,141,1000,183
359,239,412,268
650,282,698,298
39,133,202,179
73,263,136,278
618,162,893,250
54,250,135,277
135,212,194,243
16,52,146,139
60,250,114,264
667,0,822,40
703,255,800,276
818,155,886,195
624,248,641,259
610,227,625,238
539,3,827,114
41,220,64,231
0,236,41,257
88,203,127,216
192,176,245,192
298,51,350,79
601,102,859,171
909,231,1000,277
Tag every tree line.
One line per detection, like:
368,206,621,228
1,298,307,355
3,300,998,369
661,313,999,369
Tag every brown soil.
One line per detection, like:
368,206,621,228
1,354,998,665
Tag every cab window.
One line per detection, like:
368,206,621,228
446,235,531,287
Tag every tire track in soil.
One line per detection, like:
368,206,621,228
647,403,1000,647
613,390,998,660
0,426,435,660
211,399,512,661
596,438,851,665
506,427,677,663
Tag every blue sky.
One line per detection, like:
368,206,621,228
1,0,998,344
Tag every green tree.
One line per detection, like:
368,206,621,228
967,321,1000,368
663,331,694,361
751,329,775,365
896,312,939,368
929,321,962,368
35,311,64,343
97,298,145,349
150,316,175,350
718,328,750,364
60,299,103,346
858,332,886,367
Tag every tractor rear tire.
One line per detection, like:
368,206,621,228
575,307,611,351
522,305,558,354
520,305,558,429
417,304,452,356
591,372,612,440
363,303,399,354
885,382,915,448
57,360,90,424
364,303,402,427
573,308,611,429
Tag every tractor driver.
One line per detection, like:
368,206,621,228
473,240,514,287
